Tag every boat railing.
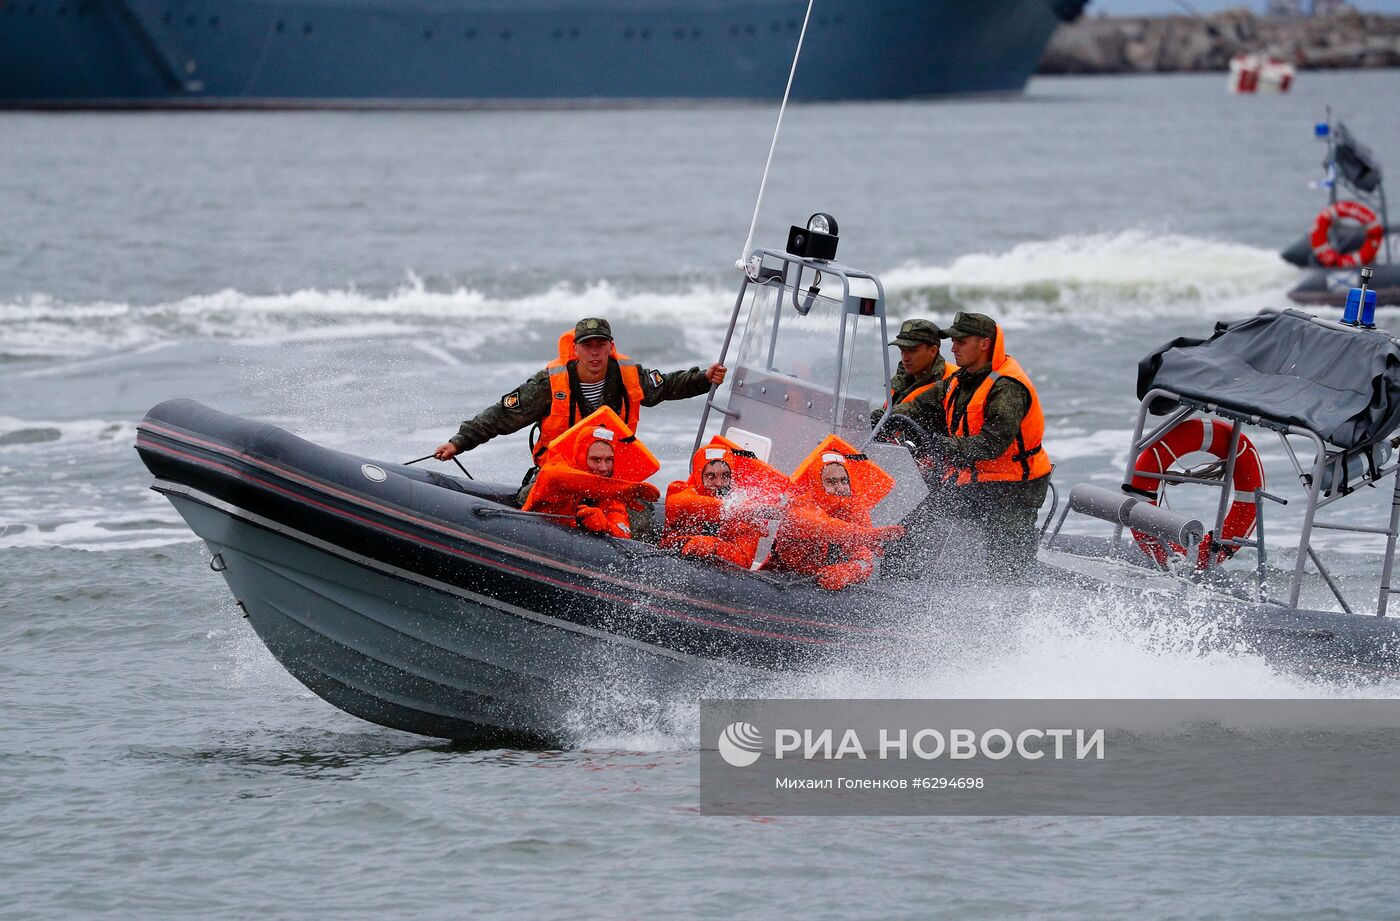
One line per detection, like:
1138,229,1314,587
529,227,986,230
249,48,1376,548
1322,114,1392,265
692,247,892,471
1054,387,1400,617
690,246,928,525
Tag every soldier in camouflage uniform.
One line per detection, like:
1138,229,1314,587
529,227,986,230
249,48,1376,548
893,312,1052,580
872,317,956,427
434,317,725,512
887,318,954,404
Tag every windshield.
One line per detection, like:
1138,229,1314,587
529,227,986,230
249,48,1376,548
723,275,889,472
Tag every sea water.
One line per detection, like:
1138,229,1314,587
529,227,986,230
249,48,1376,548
4,71,1400,918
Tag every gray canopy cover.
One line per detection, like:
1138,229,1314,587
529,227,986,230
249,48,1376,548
1335,122,1383,194
1137,310,1400,450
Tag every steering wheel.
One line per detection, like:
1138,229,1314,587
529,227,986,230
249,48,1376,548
873,413,937,460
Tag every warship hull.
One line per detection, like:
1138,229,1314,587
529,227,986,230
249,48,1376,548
1,0,1070,108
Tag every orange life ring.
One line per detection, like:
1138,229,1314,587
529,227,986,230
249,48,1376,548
1310,200,1384,268
1130,418,1264,570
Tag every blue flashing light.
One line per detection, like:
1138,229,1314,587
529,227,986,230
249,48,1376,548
1315,122,1330,138
1344,288,1379,327
1344,287,1363,325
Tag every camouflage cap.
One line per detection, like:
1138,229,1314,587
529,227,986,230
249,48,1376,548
574,317,613,342
888,318,942,347
942,311,997,340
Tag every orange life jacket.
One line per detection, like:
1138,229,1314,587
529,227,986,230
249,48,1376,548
898,360,958,405
533,330,645,464
941,326,1052,485
661,435,789,566
522,407,660,536
773,435,895,578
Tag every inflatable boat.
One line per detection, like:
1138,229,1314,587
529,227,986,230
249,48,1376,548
139,218,1400,744
136,223,941,744
1282,114,1398,307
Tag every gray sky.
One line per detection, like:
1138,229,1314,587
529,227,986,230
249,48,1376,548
1092,0,1400,13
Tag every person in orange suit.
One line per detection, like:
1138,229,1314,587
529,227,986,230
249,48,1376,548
522,406,660,539
662,436,790,568
772,436,906,591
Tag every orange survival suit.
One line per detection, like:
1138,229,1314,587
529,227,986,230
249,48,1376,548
770,435,905,591
661,436,791,569
522,406,660,539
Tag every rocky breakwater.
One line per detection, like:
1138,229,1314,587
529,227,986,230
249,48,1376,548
1040,11,1400,74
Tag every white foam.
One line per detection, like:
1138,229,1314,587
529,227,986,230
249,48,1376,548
795,596,1313,700
1044,428,1135,464
0,275,731,352
0,232,1323,360
0,519,196,551
883,229,1299,316
567,582,1400,752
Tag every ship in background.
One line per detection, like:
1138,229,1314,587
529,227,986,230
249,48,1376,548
0,0,1087,108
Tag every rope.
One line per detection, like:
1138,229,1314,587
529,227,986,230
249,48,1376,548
735,0,817,270
473,507,576,524
404,453,474,479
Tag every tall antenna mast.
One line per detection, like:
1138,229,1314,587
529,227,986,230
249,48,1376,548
735,0,817,271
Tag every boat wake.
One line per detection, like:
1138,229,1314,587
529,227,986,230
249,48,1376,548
883,230,1298,320
1,232,1306,361
569,586,1400,752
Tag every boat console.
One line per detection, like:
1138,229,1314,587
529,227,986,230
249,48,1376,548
1048,306,1400,618
693,216,928,525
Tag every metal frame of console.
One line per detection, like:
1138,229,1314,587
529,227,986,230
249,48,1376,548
1074,386,1400,616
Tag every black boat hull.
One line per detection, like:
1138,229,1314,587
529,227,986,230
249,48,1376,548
136,399,904,742
165,487,761,744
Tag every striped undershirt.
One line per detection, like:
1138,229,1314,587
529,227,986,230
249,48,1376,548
578,379,606,411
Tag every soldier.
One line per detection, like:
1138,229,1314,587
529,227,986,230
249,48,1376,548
886,318,957,407
433,317,726,504
899,311,1052,579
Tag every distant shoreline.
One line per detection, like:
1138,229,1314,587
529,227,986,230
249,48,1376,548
1038,11,1400,73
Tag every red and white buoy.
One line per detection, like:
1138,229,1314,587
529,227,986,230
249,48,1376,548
1229,54,1295,93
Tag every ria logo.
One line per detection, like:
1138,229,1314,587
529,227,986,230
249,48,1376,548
717,721,763,767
